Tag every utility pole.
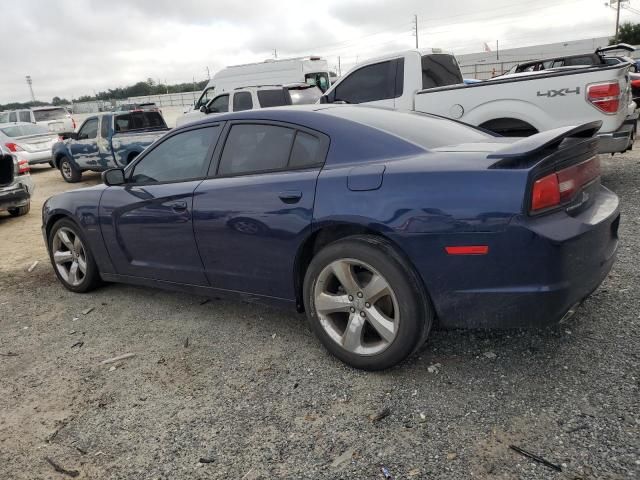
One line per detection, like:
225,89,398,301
615,0,622,43
496,40,499,61
25,75,35,102
413,14,419,49
338,56,342,77
273,49,278,59
205,66,211,80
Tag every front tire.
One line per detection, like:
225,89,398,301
8,202,30,217
48,218,102,293
303,235,433,370
59,157,82,183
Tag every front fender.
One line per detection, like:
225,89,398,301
51,141,72,168
43,185,115,274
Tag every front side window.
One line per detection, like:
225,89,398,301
196,87,216,109
130,126,220,183
218,124,295,176
334,60,399,103
233,92,253,111
77,118,99,140
208,95,229,113
19,111,31,122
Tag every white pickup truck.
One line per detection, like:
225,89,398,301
320,49,637,154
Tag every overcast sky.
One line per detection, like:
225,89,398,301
1,0,638,103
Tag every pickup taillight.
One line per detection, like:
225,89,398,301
587,81,621,114
530,156,600,213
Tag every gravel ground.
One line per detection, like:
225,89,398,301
0,151,638,479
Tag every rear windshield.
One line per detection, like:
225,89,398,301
33,108,67,121
422,54,463,89
114,112,166,132
324,106,491,149
288,86,322,105
257,89,292,108
1,124,50,137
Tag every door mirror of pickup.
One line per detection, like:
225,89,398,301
199,105,209,113
60,132,77,140
102,168,126,186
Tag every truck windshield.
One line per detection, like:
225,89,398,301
421,54,463,89
305,72,331,92
114,112,166,132
33,108,67,121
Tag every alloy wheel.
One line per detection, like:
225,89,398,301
313,258,399,356
61,160,72,180
51,227,87,286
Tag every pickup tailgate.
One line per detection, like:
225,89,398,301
415,64,632,136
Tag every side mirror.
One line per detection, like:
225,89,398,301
199,105,209,113
102,168,126,186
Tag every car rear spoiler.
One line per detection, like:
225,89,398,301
596,43,635,54
487,121,602,168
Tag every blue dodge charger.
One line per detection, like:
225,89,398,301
42,105,619,370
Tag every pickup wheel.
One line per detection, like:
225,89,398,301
303,235,433,370
59,157,82,183
8,202,30,217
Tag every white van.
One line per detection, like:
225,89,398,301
180,57,331,120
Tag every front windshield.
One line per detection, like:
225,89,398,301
305,73,330,92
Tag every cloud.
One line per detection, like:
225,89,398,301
0,0,627,104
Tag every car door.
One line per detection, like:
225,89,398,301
193,121,329,300
99,124,223,284
70,117,100,167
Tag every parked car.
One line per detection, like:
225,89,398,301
176,85,292,127
0,145,33,217
320,49,637,154
0,123,59,166
42,105,618,370
5,106,76,133
505,43,635,74
51,110,170,182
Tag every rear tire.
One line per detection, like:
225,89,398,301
59,157,82,183
303,235,433,370
48,218,102,293
8,202,30,217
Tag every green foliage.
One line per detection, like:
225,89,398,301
0,79,209,110
610,22,640,45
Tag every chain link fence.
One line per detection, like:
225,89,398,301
72,91,201,114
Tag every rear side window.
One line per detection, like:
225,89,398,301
218,124,294,175
257,89,292,108
19,111,31,122
289,132,322,168
33,108,67,121
333,59,401,103
114,112,166,132
233,92,253,111
421,54,463,89
131,126,219,183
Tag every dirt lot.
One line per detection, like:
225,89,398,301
0,153,638,479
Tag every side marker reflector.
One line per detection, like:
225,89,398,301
445,245,489,255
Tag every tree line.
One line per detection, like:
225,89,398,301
1,78,209,111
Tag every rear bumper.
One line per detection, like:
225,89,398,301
398,186,619,329
597,113,637,154
0,182,31,210
22,150,54,165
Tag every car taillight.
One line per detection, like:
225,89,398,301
587,81,620,114
530,156,600,213
18,159,30,175
5,142,23,152
631,79,640,88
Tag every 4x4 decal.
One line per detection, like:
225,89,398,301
537,87,580,98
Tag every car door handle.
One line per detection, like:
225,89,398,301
278,191,302,204
169,201,188,211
